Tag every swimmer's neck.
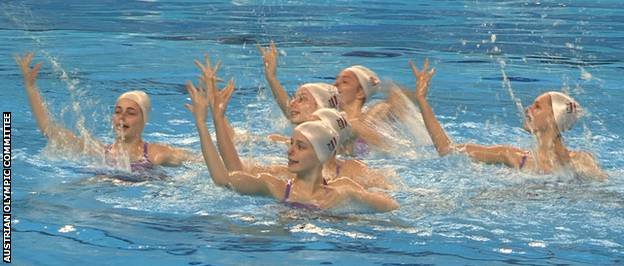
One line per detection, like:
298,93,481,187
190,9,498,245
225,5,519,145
340,100,364,118
324,154,338,168
114,135,145,150
295,164,325,194
533,129,571,167
322,155,339,179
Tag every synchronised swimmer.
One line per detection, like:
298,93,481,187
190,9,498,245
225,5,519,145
14,46,607,213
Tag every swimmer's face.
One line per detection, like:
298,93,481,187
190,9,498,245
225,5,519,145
290,87,318,124
287,130,320,174
524,93,556,134
333,69,366,107
113,98,145,140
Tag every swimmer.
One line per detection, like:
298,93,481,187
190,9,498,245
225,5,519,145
265,81,340,143
15,52,201,172
185,66,399,212
194,56,393,190
411,59,606,181
308,108,393,189
258,41,399,154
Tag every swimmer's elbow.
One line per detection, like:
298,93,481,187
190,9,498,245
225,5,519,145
436,145,454,157
433,140,458,157
40,125,57,138
384,199,400,212
436,148,449,157
373,195,400,213
210,172,234,188
213,177,230,188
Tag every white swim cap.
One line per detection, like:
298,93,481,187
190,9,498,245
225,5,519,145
311,108,351,146
548,91,583,132
294,121,340,164
302,83,340,109
117,91,151,125
345,65,381,101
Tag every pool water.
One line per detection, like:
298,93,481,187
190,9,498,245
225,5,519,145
2,0,624,265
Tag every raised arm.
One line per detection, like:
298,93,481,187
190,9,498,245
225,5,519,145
211,79,246,172
185,79,286,198
195,55,235,139
257,41,292,119
411,59,456,156
412,59,528,167
14,52,95,150
195,55,244,172
185,79,230,186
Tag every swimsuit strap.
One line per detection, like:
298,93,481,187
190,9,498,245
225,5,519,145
336,160,341,176
321,160,341,186
282,179,324,210
143,142,153,164
283,179,292,201
519,151,531,169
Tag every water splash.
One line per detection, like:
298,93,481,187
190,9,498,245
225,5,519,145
358,79,434,158
3,3,130,171
498,59,525,116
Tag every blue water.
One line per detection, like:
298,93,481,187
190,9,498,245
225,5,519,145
2,0,624,265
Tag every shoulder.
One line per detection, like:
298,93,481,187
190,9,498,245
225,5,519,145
256,173,289,199
146,142,170,152
327,176,362,189
145,143,181,165
255,172,286,184
503,146,530,168
569,150,607,181
147,143,189,156
491,145,528,161
250,172,289,191
227,171,289,199
570,150,595,161
361,102,391,119
340,159,373,172
490,144,527,155
569,150,600,169
342,158,365,167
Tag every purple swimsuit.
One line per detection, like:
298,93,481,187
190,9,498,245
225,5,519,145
105,142,155,172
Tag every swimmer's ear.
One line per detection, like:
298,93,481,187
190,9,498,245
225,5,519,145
356,88,366,101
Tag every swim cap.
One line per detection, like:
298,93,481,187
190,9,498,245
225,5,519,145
345,66,381,101
311,108,351,146
294,121,340,164
117,91,151,125
302,83,340,109
548,91,583,132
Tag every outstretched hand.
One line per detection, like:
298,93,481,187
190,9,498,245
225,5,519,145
256,41,278,76
409,59,435,100
184,80,210,123
211,78,235,119
195,54,225,85
14,52,42,88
